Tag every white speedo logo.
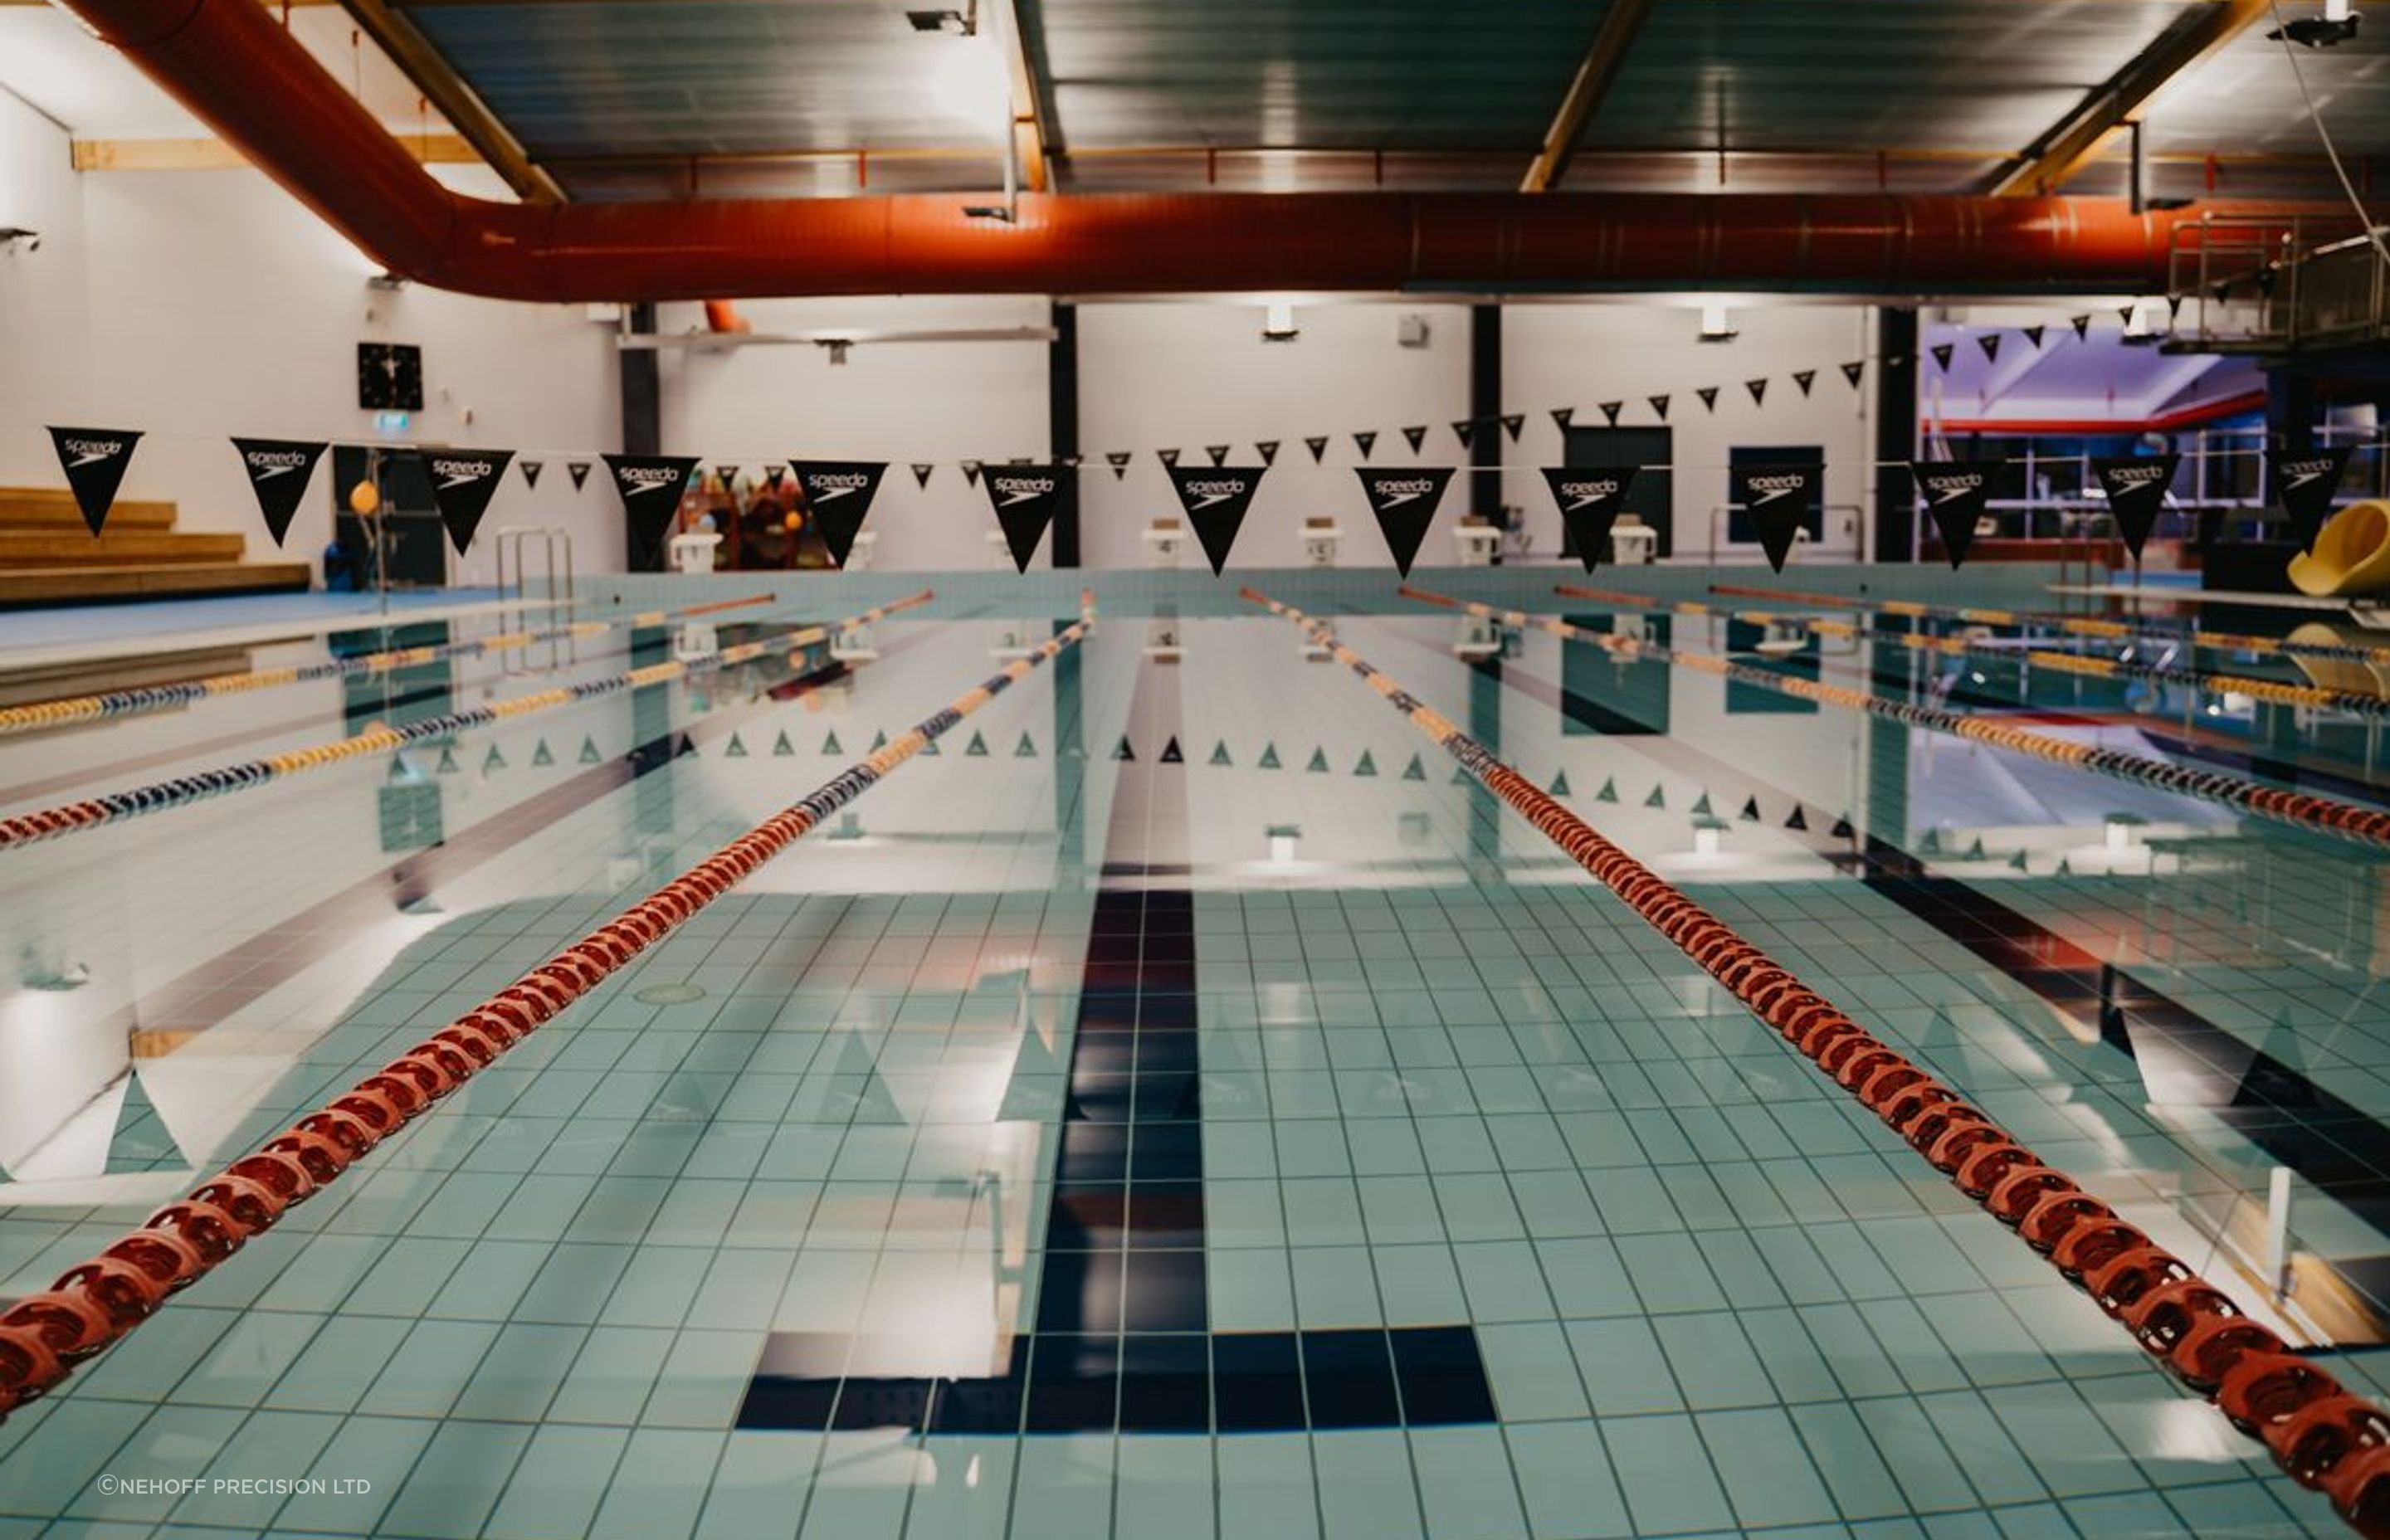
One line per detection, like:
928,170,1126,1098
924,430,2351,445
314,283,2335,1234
617,466,681,496
1370,477,1437,509
2107,467,2167,486
806,472,872,503
62,437,125,466
1920,472,1984,504
1744,473,1809,504
992,475,1054,506
431,456,498,490
2281,459,2334,488
245,449,312,479
1180,478,1250,509
1556,480,1621,510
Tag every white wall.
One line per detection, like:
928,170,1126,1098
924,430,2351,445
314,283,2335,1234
653,296,1051,573
0,94,621,581
1505,303,1880,563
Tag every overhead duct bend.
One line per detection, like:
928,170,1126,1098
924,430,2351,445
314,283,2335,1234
81,0,2263,302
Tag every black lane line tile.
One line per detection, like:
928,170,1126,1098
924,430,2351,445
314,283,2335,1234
927,1342,1030,1435
832,1378,934,1430
735,1375,841,1431
1391,1326,1499,1425
1025,1334,1121,1433
1118,1335,1212,1432
1119,1250,1209,1332
1301,1329,1402,1430
1212,1332,1306,1433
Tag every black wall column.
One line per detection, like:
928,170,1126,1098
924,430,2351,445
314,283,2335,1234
1471,304,1503,524
620,301,663,572
1872,307,1919,563
1051,300,1081,568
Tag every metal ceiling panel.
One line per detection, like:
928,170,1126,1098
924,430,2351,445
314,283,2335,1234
1028,0,1611,152
399,1,1012,159
2140,22,2390,156
1576,0,2204,156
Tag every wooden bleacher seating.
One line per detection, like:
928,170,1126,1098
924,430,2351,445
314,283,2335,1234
0,487,310,606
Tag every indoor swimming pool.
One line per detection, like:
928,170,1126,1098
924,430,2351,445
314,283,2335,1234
5,570,2390,1540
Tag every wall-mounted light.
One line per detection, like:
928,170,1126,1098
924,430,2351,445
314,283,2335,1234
1698,304,1738,344
1262,300,1300,343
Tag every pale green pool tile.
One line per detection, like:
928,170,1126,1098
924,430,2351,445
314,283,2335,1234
1476,1322,1590,1422
1793,1400,1911,1522
1375,1243,1468,1322
356,1320,504,1418
1007,1435,1113,1540
1601,1413,1734,1535
1454,1241,1554,1323
424,1239,555,1320
1292,1245,1385,1328
1113,1435,1215,1540
641,1328,768,1428
1315,1429,1423,1540
1916,1389,2051,1507
598,1246,715,1328
1533,1237,1639,1318
1981,1382,2147,1499
53,1406,243,1524
260,1316,413,1415
1503,1421,1631,1540
173,1310,324,1410
450,1322,589,1422
1505,1170,1602,1239
482,1424,632,1540
163,1411,340,1532
1739,1306,1845,1405
1564,1318,1681,1417
1853,1398,1983,1515
482,1174,602,1242
1697,1406,1842,1529
374,1420,534,1540
1612,1232,1727,1314
1928,1294,2060,1390
1856,1299,1972,1395
1652,1313,1775,1410
687,1248,799,1332
339,1237,472,1316
1216,1436,1319,1540
1210,1249,1297,1332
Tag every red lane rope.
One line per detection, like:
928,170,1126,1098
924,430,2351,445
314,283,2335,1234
0,594,1095,1421
1244,585,2390,1538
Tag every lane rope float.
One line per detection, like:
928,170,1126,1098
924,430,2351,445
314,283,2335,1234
1554,582,2390,719
0,592,1095,1420
1245,586,2390,1538
1403,585,2390,852
0,592,935,851
0,592,779,738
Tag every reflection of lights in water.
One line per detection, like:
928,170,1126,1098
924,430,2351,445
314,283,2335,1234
966,1455,981,1489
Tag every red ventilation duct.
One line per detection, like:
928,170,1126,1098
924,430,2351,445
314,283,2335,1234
77,0,2278,303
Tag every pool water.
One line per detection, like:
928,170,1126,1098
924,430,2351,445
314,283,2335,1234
3,579,2388,1540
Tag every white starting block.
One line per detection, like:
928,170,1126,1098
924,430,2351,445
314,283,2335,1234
675,621,719,664
669,531,722,574
1144,520,1187,570
1611,517,1657,566
1452,521,1502,568
1302,517,1344,568
1454,614,1504,659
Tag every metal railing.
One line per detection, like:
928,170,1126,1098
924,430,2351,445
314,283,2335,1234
2168,213,2390,352
494,526,576,673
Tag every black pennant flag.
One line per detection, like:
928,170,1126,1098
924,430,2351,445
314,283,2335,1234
2071,314,2093,341
912,463,935,489
2022,324,2046,349
1695,387,1719,413
1599,402,1624,426
1541,466,1638,574
2117,303,2139,329
1977,334,2002,365
1911,458,2004,569
1166,464,1267,576
46,426,141,535
230,437,326,548
1730,461,1822,573
1355,466,1454,578
1061,453,1084,469
1451,422,1475,450
1256,440,1280,466
981,464,1074,573
2094,455,2181,562
1500,413,1523,442
1402,426,1428,452
962,460,983,486
568,461,592,491
519,460,544,490
602,455,697,564
1305,436,1330,463
1792,369,1816,397
1744,378,1768,407
1839,361,1866,389
1647,395,1671,422
1551,407,1576,431
794,460,888,568
1206,445,1230,466
762,464,786,487
1354,431,1378,460
1105,451,1133,480
2272,444,2357,552
1929,343,1956,373
715,465,740,492
1158,449,1183,468
425,447,514,553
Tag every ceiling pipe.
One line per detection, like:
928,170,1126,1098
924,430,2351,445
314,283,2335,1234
72,0,2326,304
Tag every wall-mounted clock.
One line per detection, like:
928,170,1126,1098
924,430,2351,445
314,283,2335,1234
358,342,424,412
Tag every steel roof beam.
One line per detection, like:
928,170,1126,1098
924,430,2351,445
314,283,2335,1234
1522,0,1656,193
1987,0,2269,198
334,0,563,203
